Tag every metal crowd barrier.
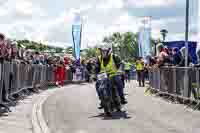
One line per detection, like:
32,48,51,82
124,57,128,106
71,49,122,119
149,66,200,101
0,62,73,112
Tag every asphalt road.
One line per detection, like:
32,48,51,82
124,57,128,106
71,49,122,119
43,81,200,133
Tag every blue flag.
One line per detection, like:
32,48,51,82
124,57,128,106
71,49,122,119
138,27,151,58
72,15,82,61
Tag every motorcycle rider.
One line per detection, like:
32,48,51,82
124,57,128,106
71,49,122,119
95,46,127,109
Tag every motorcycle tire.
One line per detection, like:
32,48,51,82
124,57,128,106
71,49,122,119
102,96,112,115
111,88,122,112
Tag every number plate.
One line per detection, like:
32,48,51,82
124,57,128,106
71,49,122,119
97,73,107,80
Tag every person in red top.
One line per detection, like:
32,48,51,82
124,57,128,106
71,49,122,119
59,60,65,86
0,34,9,61
64,56,69,65
157,46,169,66
55,59,65,87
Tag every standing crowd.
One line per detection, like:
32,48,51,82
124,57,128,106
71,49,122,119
0,33,90,89
148,44,194,67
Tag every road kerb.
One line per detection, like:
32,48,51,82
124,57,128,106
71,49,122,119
31,90,54,133
31,85,76,133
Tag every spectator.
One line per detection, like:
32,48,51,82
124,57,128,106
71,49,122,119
172,47,182,65
28,55,34,64
76,60,82,81
168,48,174,65
64,56,70,65
86,60,93,82
197,49,200,63
157,46,169,66
33,52,40,64
124,61,132,82
44,54,49,64
179,47,192,67
149,56,157,66
55,60,65,87
0,34,9,61
135,57,145,87
194,49,200,67
156,43,164,56
10,41,18,60
39,55,47,65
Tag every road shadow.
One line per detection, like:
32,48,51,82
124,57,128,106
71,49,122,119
89,111,132,120
0,112,9,117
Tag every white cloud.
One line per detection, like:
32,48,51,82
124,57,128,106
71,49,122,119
112,13,139,32
0,0,14,17
4,9,74,44
0,0,197,49
128,0,176,8
15,0,46,17
48,42,71,48
0,8,8,16
69,4,92,14
97,0,123,10
15,0,33,15
150,17,185,40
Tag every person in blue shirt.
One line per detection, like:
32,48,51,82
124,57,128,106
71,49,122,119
172,48,182,65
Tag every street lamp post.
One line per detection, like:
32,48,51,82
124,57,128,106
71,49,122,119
154,40,158,56
184,0,190,97
185,0,189,67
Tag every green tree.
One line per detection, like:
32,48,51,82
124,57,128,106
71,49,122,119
16,39,61,53
25,44,38,50
121,32,138,59
102,32,139,61
103,36,112,44
65,47,73,54
38,43,48,51
55,47,63,53
82,47,97,59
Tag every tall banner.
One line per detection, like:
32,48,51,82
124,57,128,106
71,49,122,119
138,17,152,59
72,15,82,61
138,27,151,57
198,0,200,44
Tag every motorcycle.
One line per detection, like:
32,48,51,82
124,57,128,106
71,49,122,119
96,72,121,116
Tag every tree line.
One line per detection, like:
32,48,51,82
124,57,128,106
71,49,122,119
15,29,168,60
16,39,66,54
83,33,158,62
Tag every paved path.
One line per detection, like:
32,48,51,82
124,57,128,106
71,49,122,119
43,81,200,133
0,89,55,133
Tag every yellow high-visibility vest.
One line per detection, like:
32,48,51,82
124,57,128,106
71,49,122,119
124,62,132,70
99,54,118,78
135,61,144,71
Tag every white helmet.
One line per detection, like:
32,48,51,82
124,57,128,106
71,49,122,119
98,44,112,58
98,43,112,50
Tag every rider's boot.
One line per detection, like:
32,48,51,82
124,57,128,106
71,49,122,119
105,112,112,117
121,96,128,105
116,108,122,112
98,102,103,109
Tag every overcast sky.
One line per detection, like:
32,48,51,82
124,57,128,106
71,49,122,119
0,0,198,48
